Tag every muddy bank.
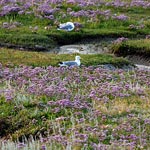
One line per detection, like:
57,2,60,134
50,38,150,67
49,37,116,54
125,55,150,66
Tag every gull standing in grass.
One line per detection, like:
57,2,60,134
58,56,81,67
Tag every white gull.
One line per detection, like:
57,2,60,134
58,56,81,67
57,22,75,31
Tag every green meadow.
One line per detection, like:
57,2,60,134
0,0,150,149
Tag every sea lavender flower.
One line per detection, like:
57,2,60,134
138,24,145,29
130,0,147,7
18,10,24,15
45,15,54,20
66,0,75,5
113,37,128,44
92,143,108,150
56,99,72,107
4,89,15,101
41,145,47,150
113,14,128,21
129,24,137,30
55,116,66,122
128,134,138,141
146,35,150,39
23,2,32,10
67,7,72,12
51,135,67,145
144,119,150,125
17,142,26,148
74,22,83,28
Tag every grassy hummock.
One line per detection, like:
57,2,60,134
111,39,150,57
0,48,131,67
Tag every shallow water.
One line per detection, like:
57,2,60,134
58,43,109,54
48,37,115,54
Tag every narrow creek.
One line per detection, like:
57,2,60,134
48,38,150,70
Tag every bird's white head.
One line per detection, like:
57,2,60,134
75,56,81,61
75,56,81,66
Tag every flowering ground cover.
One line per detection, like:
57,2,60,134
0,0,150,51
0,63,150,149
1,0,150,149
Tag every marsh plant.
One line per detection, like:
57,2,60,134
0,0,150,49
0,63,150,149
111,38,150,57
1,0,150,149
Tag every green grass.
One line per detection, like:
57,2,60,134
0,25,137,49
1,92,150,142
0,1,150,149
0,48,131,67
0,5,150,51
0,33,56,51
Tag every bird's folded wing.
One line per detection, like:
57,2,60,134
59,24,74,30
63,61,78,66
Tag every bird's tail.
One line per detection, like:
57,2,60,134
58,62,63,66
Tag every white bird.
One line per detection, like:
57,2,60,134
57,22,75,31
59,56,81,67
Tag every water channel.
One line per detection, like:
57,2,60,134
48,38,150,70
